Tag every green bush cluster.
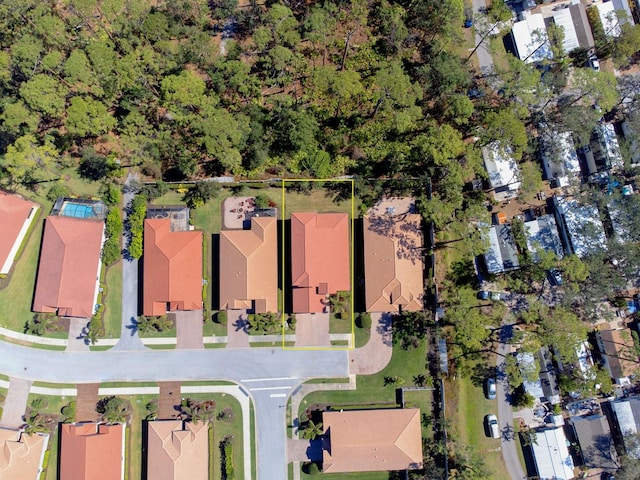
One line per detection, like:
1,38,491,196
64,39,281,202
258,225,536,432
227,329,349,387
46,182,70,201
128,194,146,259
214,310,227,326
221,437,234,480
102,208,123,266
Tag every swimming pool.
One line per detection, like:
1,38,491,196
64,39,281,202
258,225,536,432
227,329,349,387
60,201,102,219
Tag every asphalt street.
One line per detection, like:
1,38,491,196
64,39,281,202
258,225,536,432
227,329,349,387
0,341,349,479
472,0,495,77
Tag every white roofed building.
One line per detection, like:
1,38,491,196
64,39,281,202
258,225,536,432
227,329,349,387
552,1,595,53
511,12,553,63
539,127,581,188
529,427,575,480
553,196,606,258
525,215,564,261
482,142,521,201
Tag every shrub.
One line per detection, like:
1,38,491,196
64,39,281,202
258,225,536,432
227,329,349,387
215,310,227,326
221,437,234,480
356,312,371,329
100,182,121,206
103,208,122,265
183,181,220,208
254,193,270,209
127,194,146,259
46,182,70,201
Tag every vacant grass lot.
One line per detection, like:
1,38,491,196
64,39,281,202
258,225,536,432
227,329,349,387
446,376,510,479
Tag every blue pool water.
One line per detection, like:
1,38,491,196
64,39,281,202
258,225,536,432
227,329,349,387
60,202,99,219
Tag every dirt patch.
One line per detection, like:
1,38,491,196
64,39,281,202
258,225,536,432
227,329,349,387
76,384,100,422
158,382,182,419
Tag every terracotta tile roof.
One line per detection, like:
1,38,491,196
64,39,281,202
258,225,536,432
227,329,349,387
0,192,39,275
59,423,124,480
0,428,48,479
290,212,350,313
147,421,209,480
364,214,424,312
322,409,423,473
219,217,278,313
143,219,203,316
598,329,639,379
32,216,104,318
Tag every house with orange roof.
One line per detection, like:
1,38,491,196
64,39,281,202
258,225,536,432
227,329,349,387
146,420,209,480
59,423,125,480
0,192,39,275
322,408,423,473
32,216,105,318
364,214,424,312
290,212,350,314
143,218,203,316
219,217,277,313
596,328,639,385
0,428,48,479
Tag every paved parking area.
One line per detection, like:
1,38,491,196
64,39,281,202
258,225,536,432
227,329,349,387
287,438,323,462
295,313,330,347
0,377,32,429
175,310,204,349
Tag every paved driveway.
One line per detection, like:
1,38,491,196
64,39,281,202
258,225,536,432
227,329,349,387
226,309,249,348
349,312,392,375
295,313,330,347
66,317,90,351
0,377,32,429
496,324,528,480
175,310,203,349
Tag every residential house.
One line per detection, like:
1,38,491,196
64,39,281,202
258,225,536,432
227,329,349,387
552,0,595,53
482,142,522,201
529,427,575,480
363,213,423,312
568,414,618,471
142,218,203,316
510,12,553,63
290,212,350,314
607,195,637,243
146,420,209,480
0,192,38,275
539,346,562,405
322,409,423,473
59,423,125,480
484,224,520,274
608,397,640,457
525,215,564,261
516,348,561,405
592,123,623,172
517,351,545,400
32,216,105,318
594,0,635,37
539,128,581,188
219,217,278,313
0,428,48,479
553,196,607,258
596,328,639,385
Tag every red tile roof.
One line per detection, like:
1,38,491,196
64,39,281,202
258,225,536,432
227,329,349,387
59,423,124,480
322,409,423,473
290,212,350,313
219,217,278,313
0,192,39,275
143,219,203,316
32,216,104,318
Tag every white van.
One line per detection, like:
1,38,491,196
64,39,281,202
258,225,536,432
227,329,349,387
486,414,500,438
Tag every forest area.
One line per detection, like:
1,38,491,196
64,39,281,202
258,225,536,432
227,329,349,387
0,0,637,245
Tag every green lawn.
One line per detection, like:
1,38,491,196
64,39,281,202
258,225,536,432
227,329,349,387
282,189,357,218
0,202,48,333
299,342,428,414
449,376,511,479
103,262,122,338
128,394,156,480
301,469,387,479
354,326,370,348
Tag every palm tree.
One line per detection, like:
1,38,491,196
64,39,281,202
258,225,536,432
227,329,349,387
136,316,156,334
96,396,131,424
301,420,324,440
22,412,48,435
